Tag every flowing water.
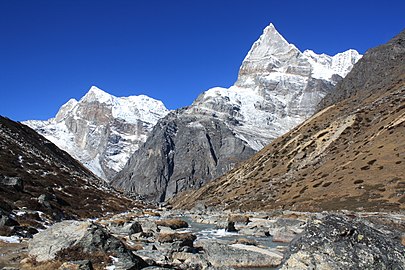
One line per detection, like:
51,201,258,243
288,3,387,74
178,216,287,270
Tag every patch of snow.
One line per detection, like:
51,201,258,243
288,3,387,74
0,235,21,243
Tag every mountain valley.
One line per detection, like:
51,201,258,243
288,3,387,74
0,22,404,270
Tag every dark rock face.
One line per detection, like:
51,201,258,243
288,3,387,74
281,215,405,269
318,29,405,110
113,111,255,202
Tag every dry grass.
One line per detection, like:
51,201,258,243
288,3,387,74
20,257,63,270
55,245,113,270
171,79,405,213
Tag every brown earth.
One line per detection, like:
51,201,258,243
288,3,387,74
171,30,405,213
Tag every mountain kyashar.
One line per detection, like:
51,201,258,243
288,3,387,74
112,23,361,201
171,28,405,212
24,86,169,180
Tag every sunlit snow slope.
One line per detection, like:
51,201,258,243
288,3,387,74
24,86,169,180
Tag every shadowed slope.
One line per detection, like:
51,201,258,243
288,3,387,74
0,116,140,232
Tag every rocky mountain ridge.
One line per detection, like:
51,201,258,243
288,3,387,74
112,23,361,201
171,28,405,212
24,86,169,179
0,116,140,238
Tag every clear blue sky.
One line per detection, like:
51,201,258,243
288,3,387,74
1,0,404,121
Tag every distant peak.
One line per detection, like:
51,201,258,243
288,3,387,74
242,22,299,62
88,85,109,95
81,86,115,104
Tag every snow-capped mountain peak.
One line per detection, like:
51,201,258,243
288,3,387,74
55,98,78,122
81,85,115,104
303,48,362,80
24,86,170,180
197,22,362,151
243,23,299,63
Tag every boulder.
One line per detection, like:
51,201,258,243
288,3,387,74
281,215,405,269
156,219,188,230
198,239,283,268
225,221,237,232
28,220,148,270
109,221,143,235
271,227,298,243
228,214,250,224
157,232,197,248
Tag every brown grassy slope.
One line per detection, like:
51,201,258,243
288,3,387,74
0,116,141,223
171,30,405,212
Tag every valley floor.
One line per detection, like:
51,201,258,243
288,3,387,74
1,208,404,269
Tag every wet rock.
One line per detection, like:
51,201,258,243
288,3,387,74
281,215,405,269
156,219,188,230
225,221,237,232
28,220,148,270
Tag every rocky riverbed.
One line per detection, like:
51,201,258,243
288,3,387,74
0,208,404,269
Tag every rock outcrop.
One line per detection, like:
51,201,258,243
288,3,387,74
281,215,405,269
28,220,148,270
24,86,169,180
171,29,405,212
113,23,361,202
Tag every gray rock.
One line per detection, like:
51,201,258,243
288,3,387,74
0,176,23,191
108,221,143,235
271,227,297,243
281,215,405,269
198,239,283,268
113,113,255,202
28,220,148,270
